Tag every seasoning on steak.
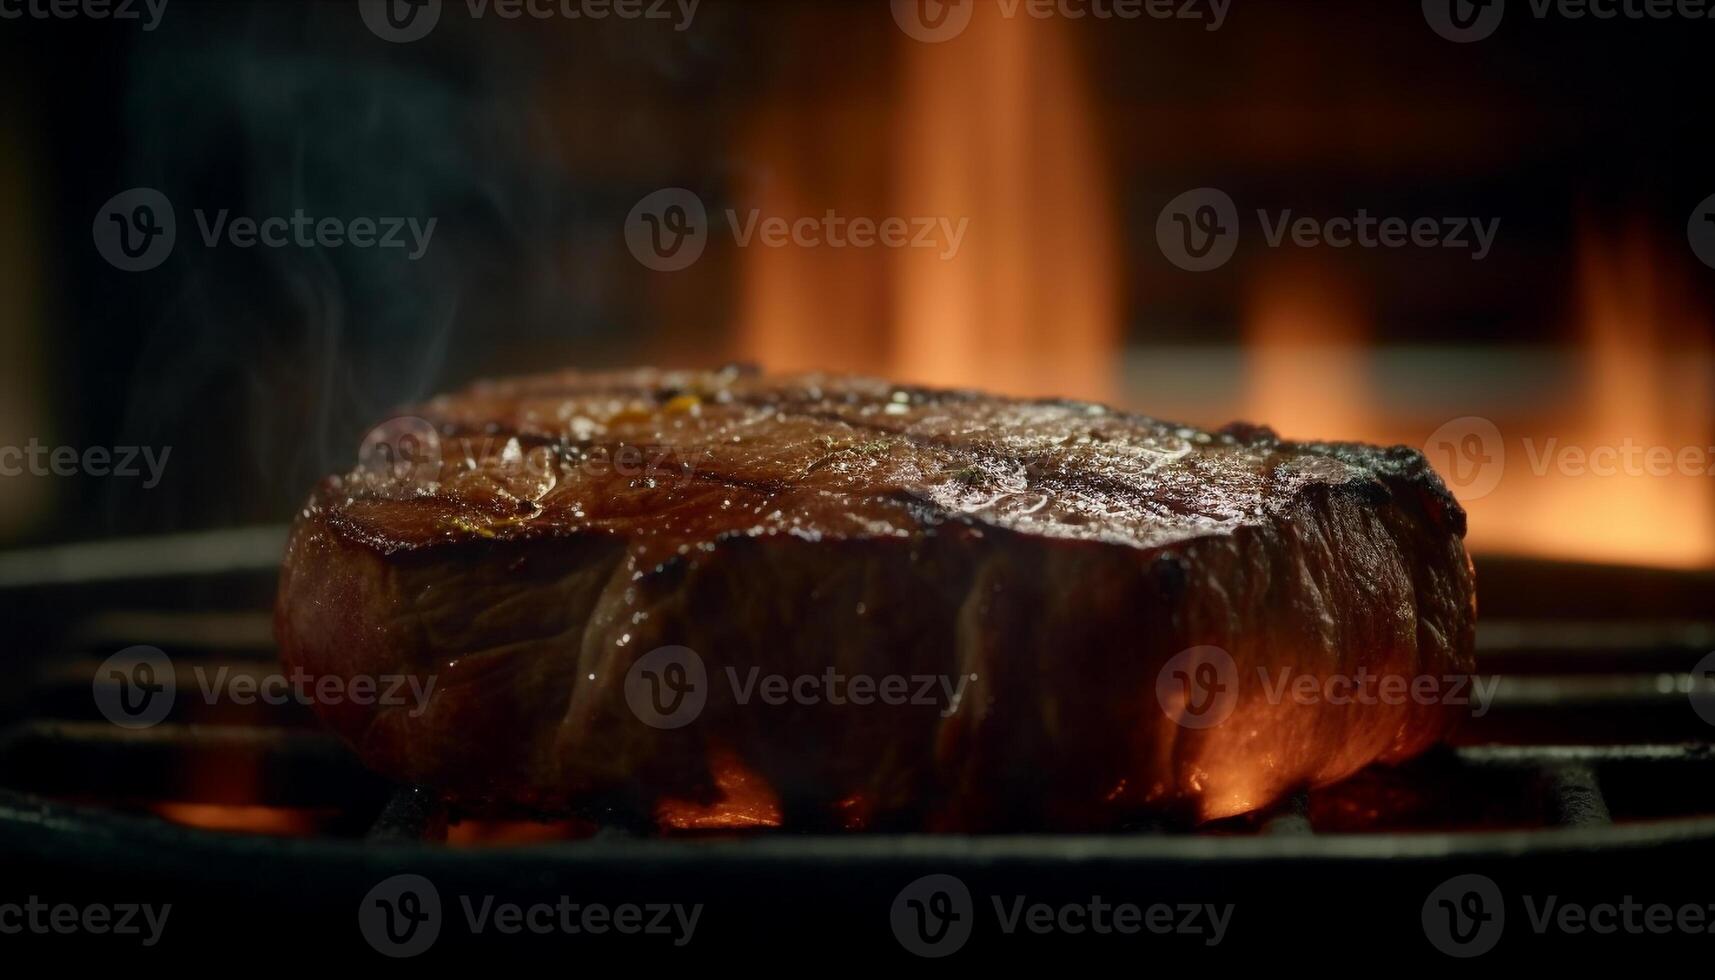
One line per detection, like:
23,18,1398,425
275,365,1476,830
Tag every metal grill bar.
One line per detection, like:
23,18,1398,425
0,721,381,806
1,534,1713,855
1545,762,1613,827
1261,791,1312,835
368,786,448,842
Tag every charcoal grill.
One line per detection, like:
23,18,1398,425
2,529,1713,961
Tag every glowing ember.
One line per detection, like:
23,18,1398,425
150,803,327,837
654,747,783,831
447,819,597,846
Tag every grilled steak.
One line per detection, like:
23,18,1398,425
275,366,1476,830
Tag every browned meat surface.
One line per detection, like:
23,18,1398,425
275,366,1476,830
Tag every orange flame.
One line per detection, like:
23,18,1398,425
734,11,1710,570
1241,257,1385,443
1465,229,1715,567
736,10,1117,401
1242,234,1714,568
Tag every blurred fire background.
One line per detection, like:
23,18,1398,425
0,0,1711,570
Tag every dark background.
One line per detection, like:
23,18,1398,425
1,0,1711,547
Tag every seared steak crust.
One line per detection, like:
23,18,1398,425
276,366,1476,829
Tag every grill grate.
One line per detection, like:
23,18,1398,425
2,530,1713,958
3,530,1713,842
